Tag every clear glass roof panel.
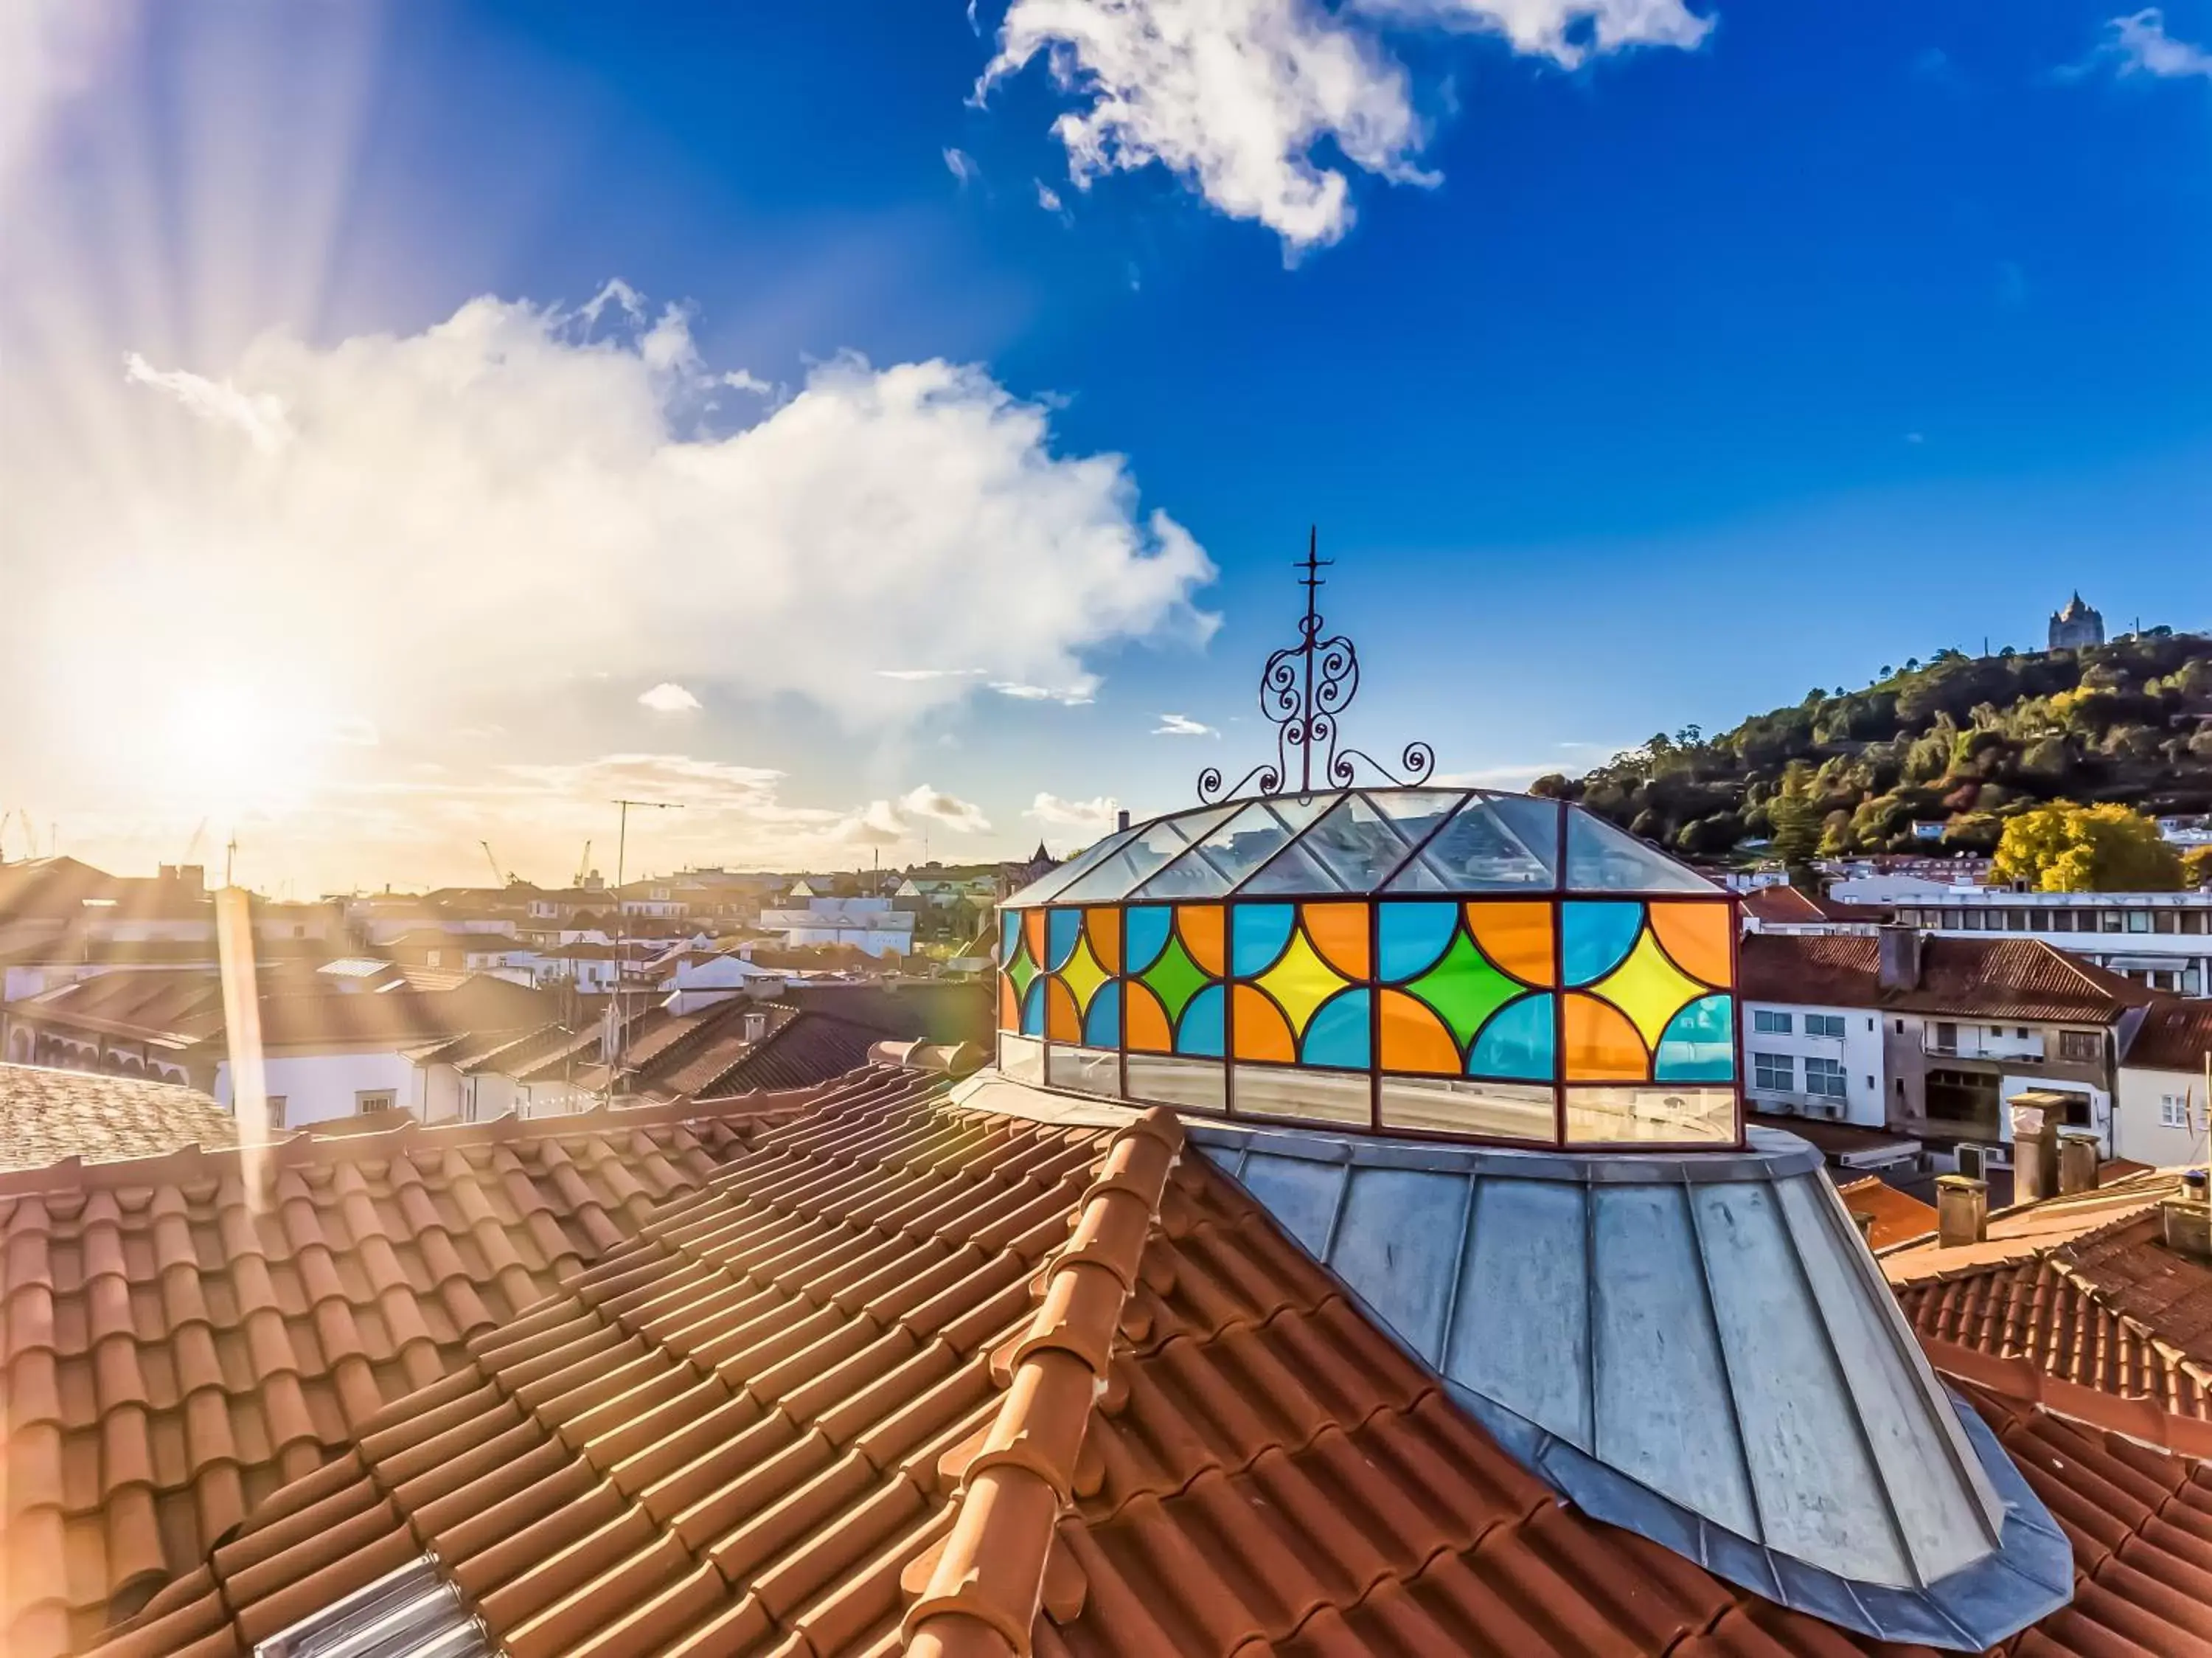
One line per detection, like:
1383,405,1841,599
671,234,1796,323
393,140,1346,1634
1388,795,1559,892
1133,794,1340,900
1001,825,1142,908
1050,804,1240,904
1565,808,1717,893
1243,791,1440,895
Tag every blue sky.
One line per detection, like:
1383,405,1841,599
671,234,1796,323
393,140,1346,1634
3,1,2208,891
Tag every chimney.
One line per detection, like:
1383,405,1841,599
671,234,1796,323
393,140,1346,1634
2007,1093,2064,1204
1116,808,1131,833
1936,1175,1988,1248
1876,926,1922,991
2163,1170,2210,1260
2056,1128,2101,1196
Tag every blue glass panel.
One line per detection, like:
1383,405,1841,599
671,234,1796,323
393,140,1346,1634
1083,982,1122,1049
1176,982,1225,1057
1378,902,1459,982
1124,906,1172,974
1655,994,1736,1081
1046,908,1082,971
1020,977,1046,1037
1561,901,1644,986
1231,903,1296,977
1301,988,1372,1069
1469,993,1556,1080
999,912,1020,965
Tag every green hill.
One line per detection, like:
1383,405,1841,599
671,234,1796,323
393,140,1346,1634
1532,631,2212,860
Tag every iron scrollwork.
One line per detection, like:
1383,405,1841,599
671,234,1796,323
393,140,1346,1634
1197,529,1437,804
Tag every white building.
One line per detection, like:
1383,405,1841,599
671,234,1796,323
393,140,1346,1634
660,951,787,1015
1740,999,1890,1129
2115,1002,2212,1168
759,896,916,959
1879,889,2212,997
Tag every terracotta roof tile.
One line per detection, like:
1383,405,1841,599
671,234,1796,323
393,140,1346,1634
1836,1175,1939,1250
0,1066,237,1171
0,1080,889,1656
2124,1001,2212,1073
83,1072,2212,1658
1742,934,2153,1024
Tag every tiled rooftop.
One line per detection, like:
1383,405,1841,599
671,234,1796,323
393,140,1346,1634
0,1066,237,1172
1741,934,2153,1024
1836,1173,1939,1249
2124,1000,2212,1072
79,1080,2212,1658
0,1081,904,1656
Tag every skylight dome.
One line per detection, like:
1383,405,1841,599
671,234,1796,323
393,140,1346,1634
996,787,1742,1148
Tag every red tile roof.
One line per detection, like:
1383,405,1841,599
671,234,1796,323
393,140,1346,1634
2125,1002,2212,1073
0,1066,236,1171
81,1081,2212,1658
0,1081,912,1656
1741,886,1891,926
1742,933,2154,1024
1835,1175,1938,1249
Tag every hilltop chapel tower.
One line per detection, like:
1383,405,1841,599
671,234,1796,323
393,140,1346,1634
2047,591,2105,651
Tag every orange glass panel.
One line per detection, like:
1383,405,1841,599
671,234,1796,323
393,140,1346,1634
1231,984,1298,1063
1023,910,1047,965
1046,978,1081,1044
1464,901,1556,987
1378,988,1460,1075
1178,904,1227,977
1087,906,1122,975
1648,902,1732,989
998,974,1018,1031
1301,902,1371,980
1562,992,1648,1081
1126,982,1173,1053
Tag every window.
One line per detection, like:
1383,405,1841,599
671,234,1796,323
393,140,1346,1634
1932,1021,1959,1054
2016,1027,2029,1039
2163,1094,2192,1130
1804,1057,1848,1099
2057,1030,2100,1064
2154,910,2179,934
2183,911,2207,935
2051,910,2075,932
1894,1019,1905,1034
1806,1013,1846,1039
2126,910,2150,934
1753,1010,1792,1034
355,1090,397,1114
1753,1052,1795,1092
2100,910,2124,933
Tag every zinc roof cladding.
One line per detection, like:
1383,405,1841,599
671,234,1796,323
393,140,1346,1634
0,1066,237,1171
2124,1001,2212,1072
1740,933,2152,1024
0,1092,832,1658
89,1076,2212,1658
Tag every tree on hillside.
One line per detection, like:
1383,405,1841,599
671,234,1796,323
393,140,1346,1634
1769,762,1823,889
1989,803,2185,892
2185,845,2212,889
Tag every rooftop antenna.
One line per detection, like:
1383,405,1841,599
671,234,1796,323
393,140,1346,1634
603,797,683,1101
1198,526,1434,803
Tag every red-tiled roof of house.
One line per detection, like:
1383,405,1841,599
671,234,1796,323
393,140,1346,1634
0,1066,237,1171
84,1081,2212,1658
1741,933,2154,1024
1834,1175,1938,1249
1885,1173,2212,1453
1740,885,1892,926
0,1080,919,1657
2125,1002,2212,1073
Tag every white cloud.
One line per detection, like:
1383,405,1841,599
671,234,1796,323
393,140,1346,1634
638,681,703,713
980,0,1712,252
1,0,125,191
2104,9,2212,77
122,351,293,454
1026,791,1121,830
1037,180,1065,212
895,783,992,833
9,288,1215,783
944,145,981,185
991,678,1099,705
1152,712,1217,736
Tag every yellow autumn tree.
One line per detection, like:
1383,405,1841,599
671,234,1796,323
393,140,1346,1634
1990,802,2184,892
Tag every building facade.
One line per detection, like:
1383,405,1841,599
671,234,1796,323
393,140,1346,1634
2047,590,2106,651
1885,889,2212,997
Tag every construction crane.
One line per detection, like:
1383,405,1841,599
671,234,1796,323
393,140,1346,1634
574,840,592,887
479,840,512,888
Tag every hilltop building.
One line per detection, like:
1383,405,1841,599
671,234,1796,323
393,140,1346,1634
2048,589,2107,651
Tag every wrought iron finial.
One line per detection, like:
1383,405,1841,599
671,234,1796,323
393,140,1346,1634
1197,527,1436,805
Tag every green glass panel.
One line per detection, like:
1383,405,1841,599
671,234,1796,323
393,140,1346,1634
1405,929,1525,1052
1141,931,1212,1023
1005,945,1037,1005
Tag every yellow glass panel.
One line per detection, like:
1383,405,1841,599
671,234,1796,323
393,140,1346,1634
1059,935,1110,1016
1256,925,1349,1036
1301,902,1371,980
1648,902,1732,989
1587,929,1708,1050
1464,901,1556,987
1562,992,1646,1081
1231,985,1297,1062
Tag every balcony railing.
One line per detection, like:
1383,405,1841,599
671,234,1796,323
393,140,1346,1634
1922,1033,2045,1063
